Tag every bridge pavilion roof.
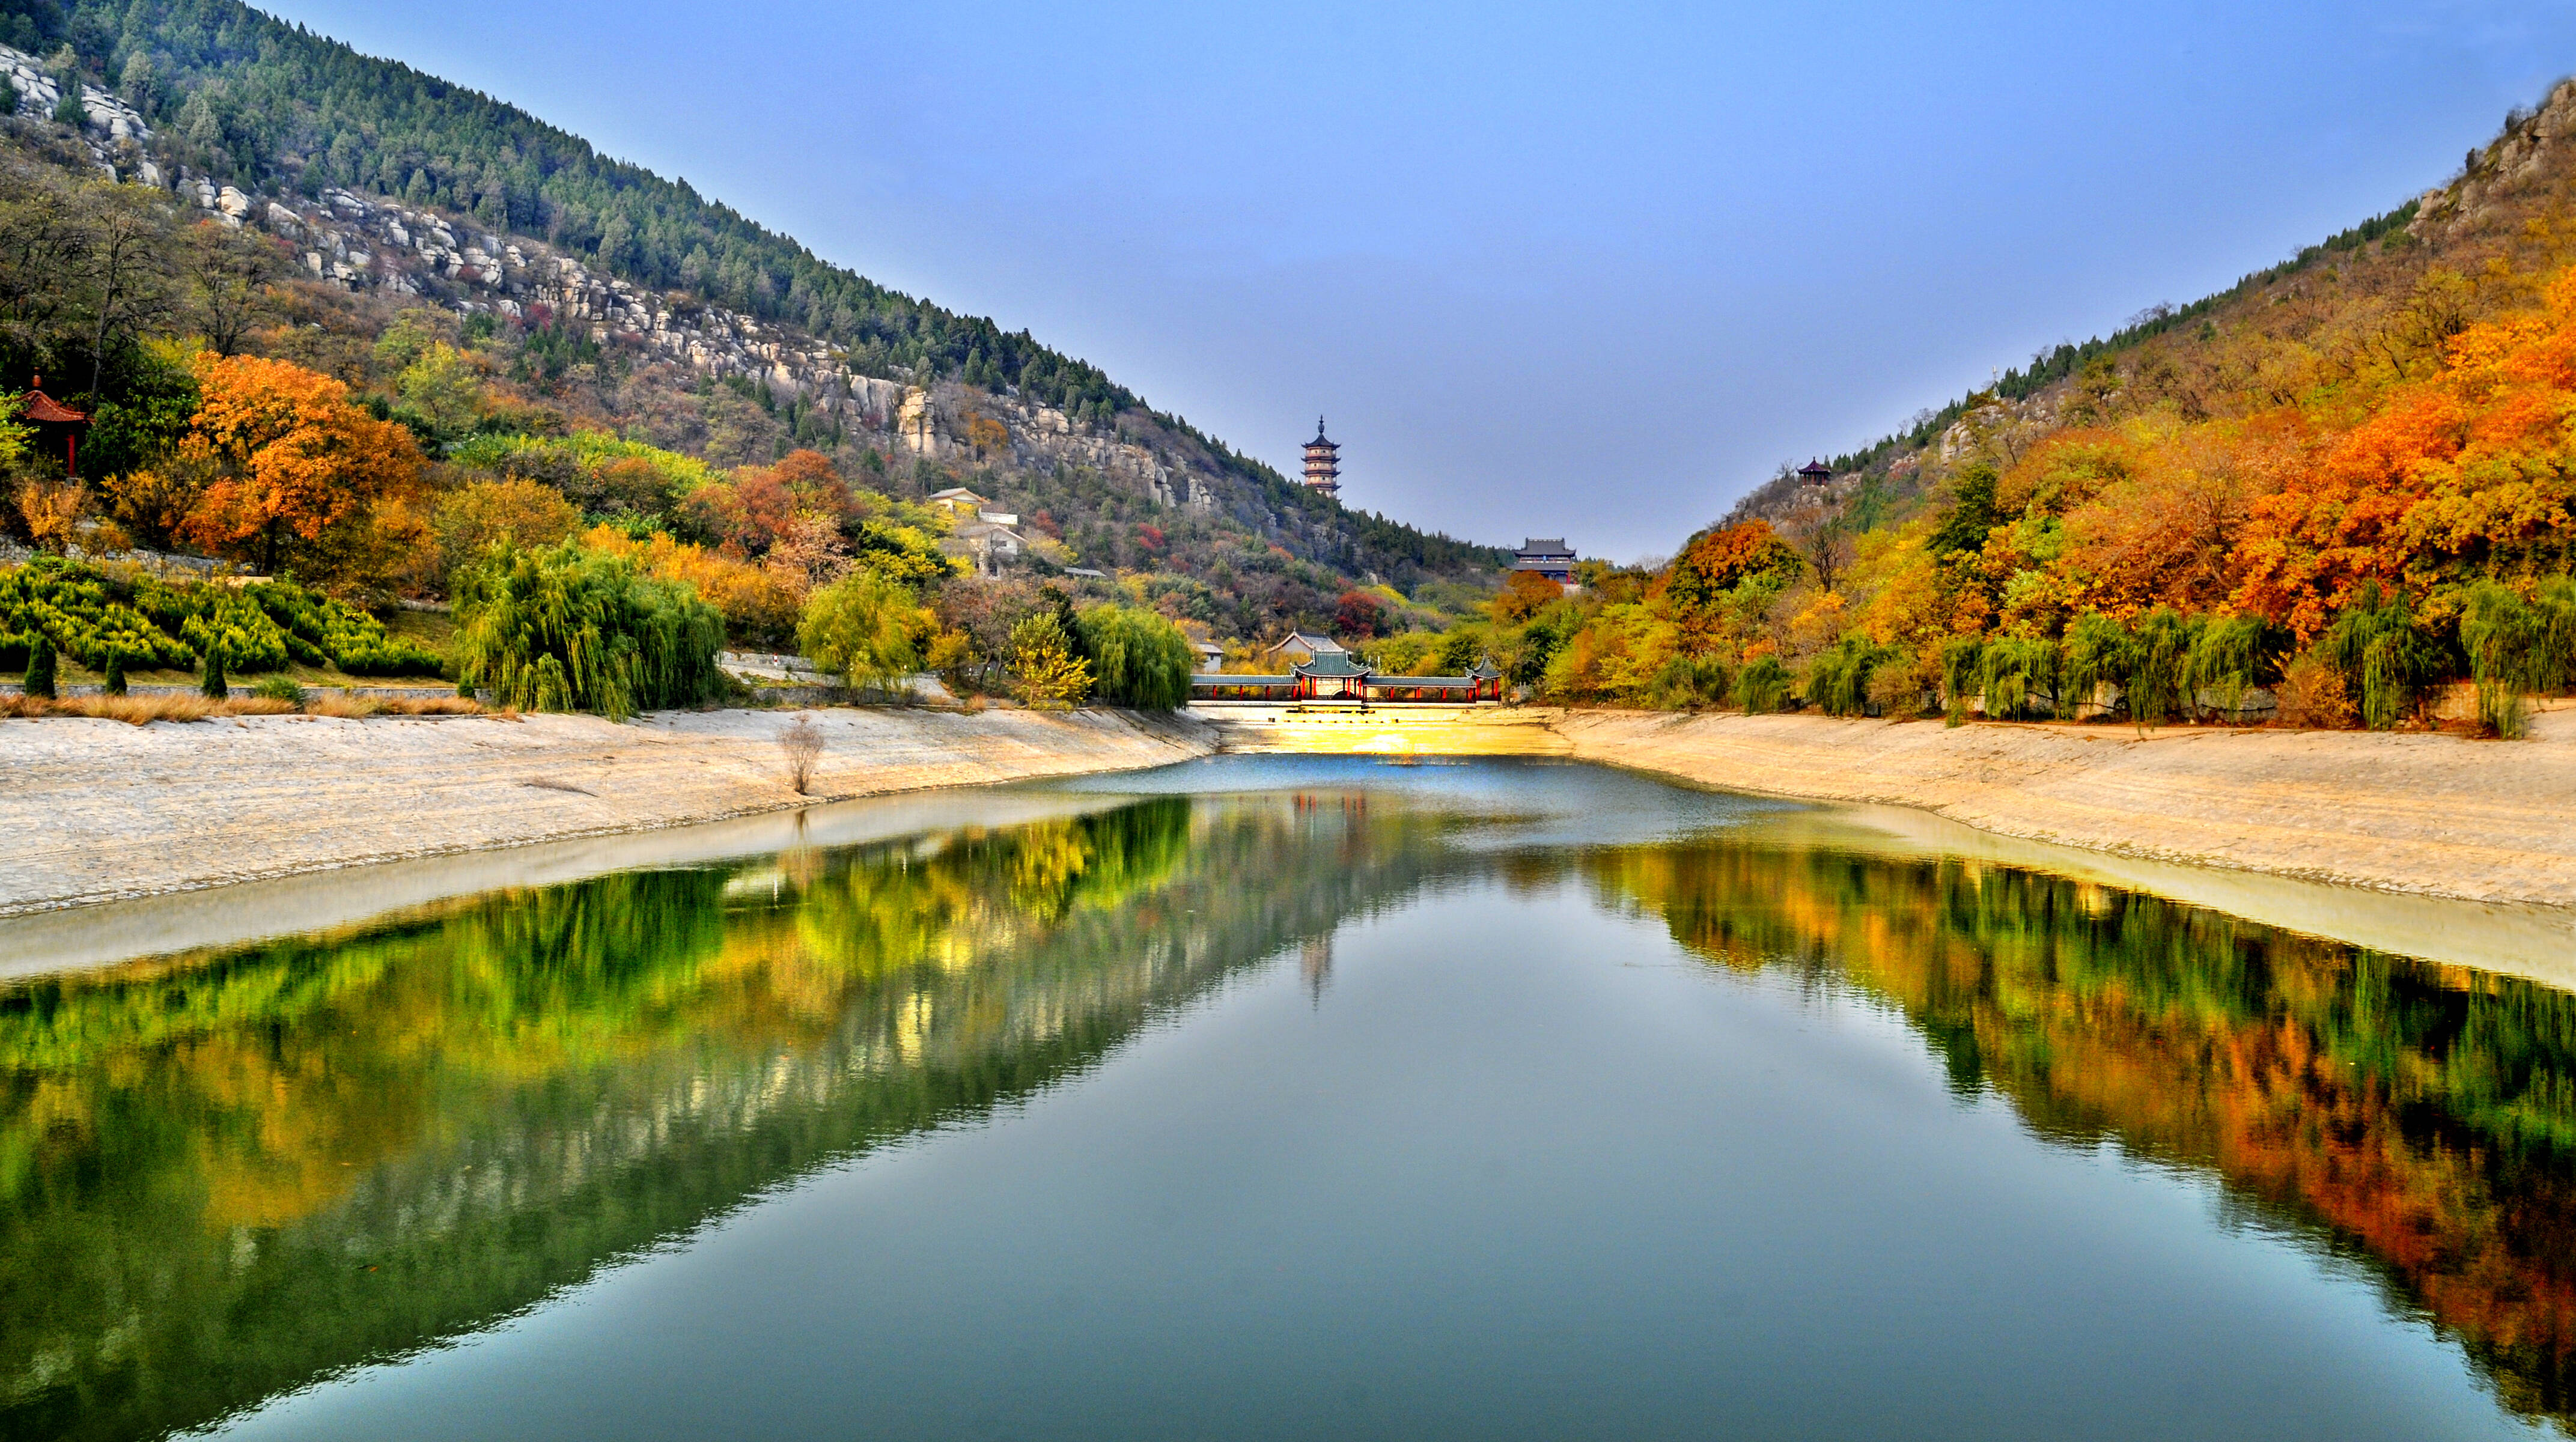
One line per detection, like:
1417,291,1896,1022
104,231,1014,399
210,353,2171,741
1293,652,1371,679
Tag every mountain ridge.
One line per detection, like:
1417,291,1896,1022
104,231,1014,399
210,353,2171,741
0,0,1506,633
1720,78,2576,542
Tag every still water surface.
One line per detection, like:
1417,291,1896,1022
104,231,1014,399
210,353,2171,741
5,757,2574,1440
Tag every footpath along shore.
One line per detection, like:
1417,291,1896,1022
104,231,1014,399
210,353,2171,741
0,706,1214,917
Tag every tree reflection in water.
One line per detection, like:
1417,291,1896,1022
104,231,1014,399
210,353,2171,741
1584,841,2576,1431
1,778,2572,1440
0,792,1453,1442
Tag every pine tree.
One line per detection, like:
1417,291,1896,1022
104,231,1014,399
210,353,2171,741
200,646,228,699
23,635,56,699
102,651,126,696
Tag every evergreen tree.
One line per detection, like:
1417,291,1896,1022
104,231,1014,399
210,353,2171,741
200,645,227,699
23,634,56,699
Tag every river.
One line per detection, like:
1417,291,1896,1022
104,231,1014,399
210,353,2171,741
3,756,2570,1440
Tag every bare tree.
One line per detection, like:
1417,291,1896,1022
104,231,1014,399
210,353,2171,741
1781,502,1856,597
0,157,96,360
76,181,174,396
779,715,824,795
184,218,284,356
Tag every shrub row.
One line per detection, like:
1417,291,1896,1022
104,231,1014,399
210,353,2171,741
0,559,444,677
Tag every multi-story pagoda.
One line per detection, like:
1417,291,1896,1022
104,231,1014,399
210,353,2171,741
1301,416,1341,498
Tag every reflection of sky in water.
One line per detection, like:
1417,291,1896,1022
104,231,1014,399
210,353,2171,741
14,759,2572,1442
1043,753,1799,850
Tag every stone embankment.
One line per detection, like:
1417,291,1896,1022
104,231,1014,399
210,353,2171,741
0,706,1212,917
1551,705,2576,908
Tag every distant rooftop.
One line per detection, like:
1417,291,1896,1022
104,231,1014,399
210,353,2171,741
1262,629,1347,656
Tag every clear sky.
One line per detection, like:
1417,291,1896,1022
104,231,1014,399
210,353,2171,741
267,0,2576,560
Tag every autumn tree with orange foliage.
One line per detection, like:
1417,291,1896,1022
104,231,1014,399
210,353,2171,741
1648,520,1801,651
171,354,425,585
2232,268,2576,637
1490,569,1565,625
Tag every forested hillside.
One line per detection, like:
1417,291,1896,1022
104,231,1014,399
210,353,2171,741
1353,78,2576,734
0,0,1505,648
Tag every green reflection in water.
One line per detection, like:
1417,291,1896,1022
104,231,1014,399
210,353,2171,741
2,771,2574,1439
0,792,1457,1442
1584,839,2576,1428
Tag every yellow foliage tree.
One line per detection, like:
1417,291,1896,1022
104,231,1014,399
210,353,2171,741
433,479,583,580
581,525,802,644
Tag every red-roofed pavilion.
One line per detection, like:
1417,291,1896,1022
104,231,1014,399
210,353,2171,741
20,387,87,475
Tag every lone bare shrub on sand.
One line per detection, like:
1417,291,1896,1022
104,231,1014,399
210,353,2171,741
779,715,824,795
2275,651,2357,730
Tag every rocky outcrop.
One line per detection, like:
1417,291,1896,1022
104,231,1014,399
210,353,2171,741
2416,77,2576,240
0,44,150,145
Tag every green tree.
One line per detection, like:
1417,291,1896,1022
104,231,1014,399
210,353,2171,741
453,541,723,719
797,571,932,699
1074,604,1193,710
1646,654,1730,710
1009,611,1091,709
1928,464,1999,558
22,632,56,698
183,218,284,356
2461,580,2538,737
1737,655,1791,714
2322,582,2436,731
395,342,484,438
1801,633,1886,717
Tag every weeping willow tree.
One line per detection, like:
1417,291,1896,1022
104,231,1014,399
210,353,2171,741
1801,633,1886,717
2123,607,2199,725
2322,582,2438,731
2461,581,2537,737
2187,613,2271,722
1646,653,1730,711
1737,655,1792,714
2057,612,2128,720
1941,636,1984,725
797,571,934,699
1978,636,2059,720
1074,604,1193,710
453,541,725,720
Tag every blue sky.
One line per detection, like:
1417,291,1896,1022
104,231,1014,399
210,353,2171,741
270,0,2576,559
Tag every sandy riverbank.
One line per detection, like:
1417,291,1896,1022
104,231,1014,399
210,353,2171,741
0,705,1213,917
10,693,2572,943
1552,704,2576,908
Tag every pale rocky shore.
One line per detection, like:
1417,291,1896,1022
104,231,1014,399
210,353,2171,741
1553,703,2576,909
0,706,1214,919
8,699,2574,975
